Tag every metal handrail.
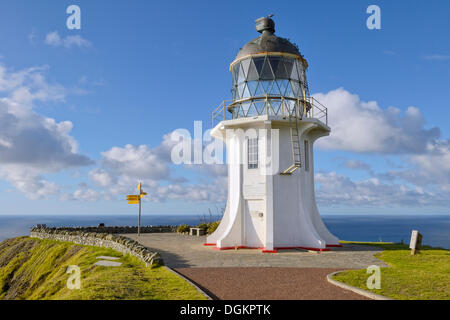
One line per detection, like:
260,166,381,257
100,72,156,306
212,96,328,127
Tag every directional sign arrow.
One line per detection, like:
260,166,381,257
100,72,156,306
128,201,139,205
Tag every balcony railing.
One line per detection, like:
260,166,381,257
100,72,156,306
212,95,328,127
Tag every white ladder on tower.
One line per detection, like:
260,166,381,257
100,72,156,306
280,105,302,175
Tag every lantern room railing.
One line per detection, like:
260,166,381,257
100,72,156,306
212,95,328,128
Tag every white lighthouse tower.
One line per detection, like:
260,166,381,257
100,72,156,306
206,16,340,252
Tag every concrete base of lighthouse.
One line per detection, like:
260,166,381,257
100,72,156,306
206,115,340,252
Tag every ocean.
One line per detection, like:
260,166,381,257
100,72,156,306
0,214,449,249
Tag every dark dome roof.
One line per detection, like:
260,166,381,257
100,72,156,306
235,16,301,60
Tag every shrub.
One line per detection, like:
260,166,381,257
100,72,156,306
197,223,208,230
177,224,190,233
207,221,220,235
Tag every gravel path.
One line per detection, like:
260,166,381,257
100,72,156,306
124,233,388,269
174,267,370,300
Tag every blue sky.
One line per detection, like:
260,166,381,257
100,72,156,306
0,0,449,215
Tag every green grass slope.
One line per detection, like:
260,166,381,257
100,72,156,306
0,237,206,300
333,241,450,300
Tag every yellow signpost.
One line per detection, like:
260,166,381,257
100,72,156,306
126,181,148,236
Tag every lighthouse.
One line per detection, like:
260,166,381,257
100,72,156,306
206,16,340,252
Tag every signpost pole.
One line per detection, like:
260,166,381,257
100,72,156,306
138,196,141,237
127,182,147,237
138,182,142,237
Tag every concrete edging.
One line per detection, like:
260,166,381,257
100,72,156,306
327,271,393,300
163,266,213,300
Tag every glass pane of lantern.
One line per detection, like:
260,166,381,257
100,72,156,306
268,56,281,78
261,80,273,94
276,79,289,96
283,58,294,80
290,60,299,81
290,81,300,97
275,59,288,78
286,99,296,115
254,101,266,115
270,100,282,115
237,83,245,99
241,58,250,78
247,81,258,96
254,82,265,96
231,87,236,100
268,81,280,95
239,106,246,117
241,103,251,116
238,64,246,84
247,103,258,116
260,57,274,80
285,83,294,97
242,83,251,98
233,63,240,84
247,59,259,81
253,57,265,78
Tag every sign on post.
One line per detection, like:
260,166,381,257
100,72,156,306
409,230,423,255
125,181,148,237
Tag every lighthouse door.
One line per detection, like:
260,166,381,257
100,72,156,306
245,200,265,248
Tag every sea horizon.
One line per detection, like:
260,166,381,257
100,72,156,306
0,214,449,249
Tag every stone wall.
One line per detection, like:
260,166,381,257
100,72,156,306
33,225,177,234
30,227,163,267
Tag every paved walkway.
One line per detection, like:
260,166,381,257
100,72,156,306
124,233,388,269
124,233,387,300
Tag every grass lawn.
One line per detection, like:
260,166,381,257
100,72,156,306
332,241,450,300
0,237,207,300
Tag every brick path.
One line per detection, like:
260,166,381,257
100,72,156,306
174,267,370,300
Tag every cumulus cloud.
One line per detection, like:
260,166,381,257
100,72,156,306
45,31,91,49
315,171,448,207
100,144,171,181
314,88,440,154
381,139,450,192
0,65,93,199
88,132,227,203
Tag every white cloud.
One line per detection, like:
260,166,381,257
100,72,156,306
315,171,447,207
0,65,93,199
89,169,116,187
100,144,171,181
382,139,450,192
314,88,440,154
72,188,101,202
87,131,228,203
423,54,450,61
45,31,91,49
344,160,372,172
